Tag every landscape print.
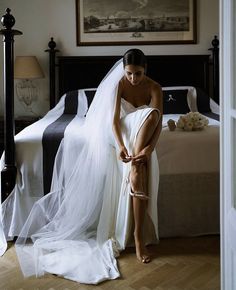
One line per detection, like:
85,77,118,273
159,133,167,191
83,0,190,33
76,0,196,45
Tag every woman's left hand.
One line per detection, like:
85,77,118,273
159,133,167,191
132,147,153,164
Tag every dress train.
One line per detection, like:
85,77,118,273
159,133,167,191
15,60,159,284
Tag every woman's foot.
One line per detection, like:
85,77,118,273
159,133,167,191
134,233,151,264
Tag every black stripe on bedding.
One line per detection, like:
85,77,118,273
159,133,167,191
203,112,220,121
42,90,78,194
84,90,96,116
64,90,79,114
84,90,96,108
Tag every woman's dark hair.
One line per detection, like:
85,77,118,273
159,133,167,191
123,49,147,68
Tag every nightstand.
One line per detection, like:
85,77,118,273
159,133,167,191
0,116,39,155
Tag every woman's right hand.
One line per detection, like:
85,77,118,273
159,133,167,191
119,146,132,163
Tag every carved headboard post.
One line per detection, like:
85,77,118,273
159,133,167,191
209,35,219,104
45,38,59,109
0,8,22,202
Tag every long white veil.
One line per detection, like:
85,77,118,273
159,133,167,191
15,59,125,284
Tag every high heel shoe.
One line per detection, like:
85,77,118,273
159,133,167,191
137,254,151,263
134,233,151,263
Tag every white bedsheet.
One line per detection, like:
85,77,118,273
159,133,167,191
158,114,219,175
0,91,90,255
0,96,220,256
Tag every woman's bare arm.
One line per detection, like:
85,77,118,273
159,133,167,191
112,82,132,162
132,83,163,163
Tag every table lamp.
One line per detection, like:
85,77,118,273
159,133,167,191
14,56,44,114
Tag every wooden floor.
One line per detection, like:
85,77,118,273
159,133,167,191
0,236,220,290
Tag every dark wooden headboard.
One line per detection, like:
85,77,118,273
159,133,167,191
46,36,219,109
57,55,210,100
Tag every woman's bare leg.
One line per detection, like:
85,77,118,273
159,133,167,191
131,110,159,193
132,163,150,262
133,110,159,158
130,110,159,263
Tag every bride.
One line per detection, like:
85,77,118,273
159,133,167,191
15,49,163,284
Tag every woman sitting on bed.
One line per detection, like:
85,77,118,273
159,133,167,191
113,49,163,263
15,49,163,284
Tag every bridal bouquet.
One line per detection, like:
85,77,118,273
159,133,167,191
168,112,209,131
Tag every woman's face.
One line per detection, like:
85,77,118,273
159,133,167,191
124,65,145,86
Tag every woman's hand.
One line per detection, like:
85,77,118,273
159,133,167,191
132,146,153,164
119,146,132,163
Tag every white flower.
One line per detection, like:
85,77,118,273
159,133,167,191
176,112,209,131
184,121,193,131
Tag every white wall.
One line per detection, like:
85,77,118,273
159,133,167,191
0,0,219,117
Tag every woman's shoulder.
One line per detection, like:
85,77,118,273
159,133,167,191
118,77,126,90
119,76,126,85
146,76,162,91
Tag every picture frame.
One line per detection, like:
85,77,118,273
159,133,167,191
76,0,197,46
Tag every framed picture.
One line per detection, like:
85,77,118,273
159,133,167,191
76,0,197,46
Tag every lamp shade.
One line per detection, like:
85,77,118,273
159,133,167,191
14,56,44,79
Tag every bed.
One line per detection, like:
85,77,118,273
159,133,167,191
0,30,220,255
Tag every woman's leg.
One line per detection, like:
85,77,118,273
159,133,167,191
131,110,159,193
130,110,159,263
132,162,150,262
133,110,160,158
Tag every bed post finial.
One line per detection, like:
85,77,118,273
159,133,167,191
48,37,56,50
45,37,59,109
1,8,15,28
0,9,22,202
212,35,219,49
209,35,219,104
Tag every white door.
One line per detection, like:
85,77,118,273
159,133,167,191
221,0,236,289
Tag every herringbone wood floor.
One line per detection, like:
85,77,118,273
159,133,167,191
0,236,220,290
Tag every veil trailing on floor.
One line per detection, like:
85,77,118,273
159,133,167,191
15,59,125,284
15,58,159,284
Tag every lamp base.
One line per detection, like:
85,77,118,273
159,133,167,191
15,79,39,114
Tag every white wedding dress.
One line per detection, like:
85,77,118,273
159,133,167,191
15,59,159,284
